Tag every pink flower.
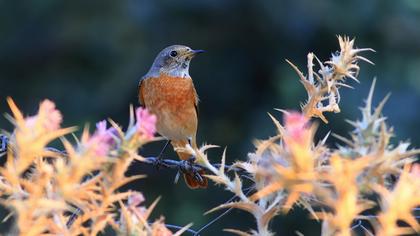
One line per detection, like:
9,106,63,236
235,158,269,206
25,99,62,132
95,120,117,142
135,107,157,140
284,111,310,145
120,191,147,225
128,191,145,207
152,221,173,236
88,120,117,156
410,163,420,178
40,100,62,131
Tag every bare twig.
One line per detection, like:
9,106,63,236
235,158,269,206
141,156,245,174
193,186,255,236
162,223,200,235
351,220,374,236
0,133,245,176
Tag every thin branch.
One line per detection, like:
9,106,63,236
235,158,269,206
140,157,245,174
351,220,374,236
193,186,254,236
0,134,245,177
164,223,200,235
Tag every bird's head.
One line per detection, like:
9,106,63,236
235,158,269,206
146,45,204,78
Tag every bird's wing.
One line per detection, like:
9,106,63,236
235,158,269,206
138,77,146,106
192,84,199,115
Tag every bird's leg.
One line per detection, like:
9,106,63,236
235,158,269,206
185,139,202,180
154,140,170,169
187,156,196,163
186,156,204,184
178,156,204,183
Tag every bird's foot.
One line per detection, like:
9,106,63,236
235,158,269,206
180,156,204,183
153,157,164,170
186,156,196,164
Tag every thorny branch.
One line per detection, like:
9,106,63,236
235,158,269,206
0,134,244,176
1,133,249,236
1,133,253,236
1,133,239,178
350,209,420,236
141,156,244,173
287,36,375,123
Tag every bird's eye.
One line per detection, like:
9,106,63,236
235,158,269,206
170,50,178,57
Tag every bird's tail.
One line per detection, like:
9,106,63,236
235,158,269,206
171,139,208,189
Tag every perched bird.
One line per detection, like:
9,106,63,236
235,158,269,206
138,45,207,189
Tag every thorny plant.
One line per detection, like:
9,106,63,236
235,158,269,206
0,36,419,236
287,36,375,123
0,100,191,235
176,36,419,236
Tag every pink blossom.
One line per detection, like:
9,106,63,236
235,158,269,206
25,99,62,132
127,191,145,207
135,107,157,140
122,191,147,225
95,120,117,142
410,163,420,178
284,111,310,145
88,120,117,156
25,116,38,129
152,221,173,236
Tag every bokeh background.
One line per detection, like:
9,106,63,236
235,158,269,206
1,0,419,235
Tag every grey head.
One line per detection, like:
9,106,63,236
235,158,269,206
144,45,205,79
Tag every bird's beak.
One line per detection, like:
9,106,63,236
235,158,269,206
192,49,205,54
187,49,205,57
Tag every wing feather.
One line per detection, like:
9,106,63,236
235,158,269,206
193,85,199,115
138,78,145,105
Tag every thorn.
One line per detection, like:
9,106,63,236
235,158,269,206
356,55,375,65
286,59,307,81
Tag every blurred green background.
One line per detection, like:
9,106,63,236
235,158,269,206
1,0,419,235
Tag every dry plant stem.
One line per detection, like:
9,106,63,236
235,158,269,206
189,146,275,236
287,36,374,123
1,134,248,235
141,156,244,173
195,36,419,236
202,151,248,202
0,101,192,236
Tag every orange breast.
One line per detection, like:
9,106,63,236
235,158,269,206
139,74,198,140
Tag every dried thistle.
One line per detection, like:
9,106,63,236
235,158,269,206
187,111,323,236
333,79,420,191
374,164,420,235
0,98,187,236
249,112,319,209
315,155,373,236
287,36,374,123
192,36,419,236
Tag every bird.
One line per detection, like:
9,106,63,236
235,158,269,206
138,45,207,189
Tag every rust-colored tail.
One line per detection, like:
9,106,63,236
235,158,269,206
172,140,208,189
183,170,208,189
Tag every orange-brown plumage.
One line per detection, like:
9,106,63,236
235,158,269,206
139,73,198,145
139,45,207,189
